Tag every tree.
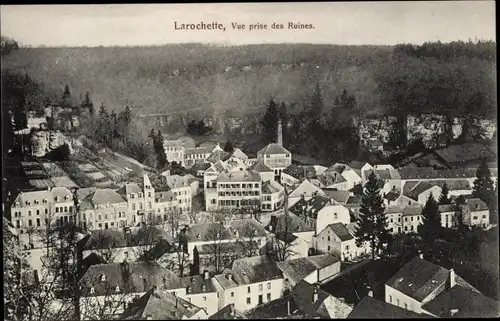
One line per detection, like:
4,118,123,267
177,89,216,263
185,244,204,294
472,158,495,207
260,98,279,144
420,193,442,254
132,220,163,260
82,92,94,115
236,222,262,258
121,106,132,127
453,195,468,233
204,223,234,274
270,189,297,261
223,140,234,153
158,234,190,278
12,93,28,131
354,172,390,260
61,84,72,108
438,183,451,205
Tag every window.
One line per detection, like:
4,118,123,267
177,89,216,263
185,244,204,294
397,299,400,306
45,209,48,215
246,297,251,304
405,217,408,222
389,295,392,303
411,217,414,221
327,245,331,251
473,216,478,220
267,282,271,290
28,210,32,216
231,292,235,297
482,215,487,219
267,293,271,301
404,303,408,310
247,286,251,293
36,218,40,227
258,284,263,291
55,207,59,213
327,236,330,241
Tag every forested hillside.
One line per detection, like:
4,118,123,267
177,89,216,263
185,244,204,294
1,41,496,120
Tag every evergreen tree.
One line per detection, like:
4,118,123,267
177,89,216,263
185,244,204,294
472,158,495,206
420,193,442,253
61,84,72,108
438,183,451,205
453,195,468,232
260,98,279,144
155,130,168,170
223,140,234,153
355,172,390,260
190,246,200,276
82,92,94,115
122,106,132,127
12,93,28,131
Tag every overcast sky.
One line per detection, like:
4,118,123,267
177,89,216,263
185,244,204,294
1,2,496,47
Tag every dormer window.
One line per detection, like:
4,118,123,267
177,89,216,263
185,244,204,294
25,201,30,206
115,285,120,292
201,285,206,292
55,196,59,202
197,234,201,240
34,200,39,205
64,195,69,200
90,287,95,294
253,229,258,236
187,286,192,294
100,274,106,282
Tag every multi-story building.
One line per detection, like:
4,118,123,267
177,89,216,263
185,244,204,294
164,174,193,214
79,188,129,230
117,174,157,226
212,256,285,312
163,136,196,166
260,180,285,212
257,120,292,180
216,170,261,211
184,146,215,168
385,205,423,234
315,223,370,262
10,187,75,247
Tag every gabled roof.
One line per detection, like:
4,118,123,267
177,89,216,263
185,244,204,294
190,162,211,172
317,172,347,187
385,257,449,302
210,304,247,320
466,198,489,211
282,164,316,180
348,161,370,170
289,195,332,219
403,181,437,200
213,256,282,290
277,254,339,284
182,275,217,294
185,146,213,155
231,148,248,161
322,189,351,204
291,280,343,318
266,212,315,234
207,149,231,164
364,169,401,180
257,143,290,156
217,170,261,183
421,285,499,318
120,288,204,320
326,223,354,241
347,296,430,318
262,180,284,194
84,188,126,206
425,179,471,191
249,161,273,173
288,179,326,199
402,205,424,217
179,222,233,243
117,182,142,196
138,239,175,262
79,261,183,296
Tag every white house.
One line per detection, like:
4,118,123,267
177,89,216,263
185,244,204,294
315,222,370,262
287,180,326,208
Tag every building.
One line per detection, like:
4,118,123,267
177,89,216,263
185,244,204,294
289,194,351,236
276,254,341,288
348,161,374,183
280,164,318,188
79,189,129,230
315,222,370,261
385,205,423,234
347,295,429,318
178,274,219,317
260,180,285,212
403,181,442,205
116,174,157,226
215,170,261,211
462,198,490,227
245,280,353,319
209,304,247,319
249,161,274,183
10,187,75,246
384,255,485,315
78,261,181,319
257,119,292,180
363,168,402,195
287,179,326,208
320,163,363,191
119,286,209,320
184,146,214,168
163,136,196,166
163,174,194,213
212,256,285,312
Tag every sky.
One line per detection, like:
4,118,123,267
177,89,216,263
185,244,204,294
0,2,496,47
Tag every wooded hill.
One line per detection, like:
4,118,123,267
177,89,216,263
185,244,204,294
1,41,496,121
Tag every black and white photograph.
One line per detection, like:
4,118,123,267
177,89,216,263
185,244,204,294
1,2,498,320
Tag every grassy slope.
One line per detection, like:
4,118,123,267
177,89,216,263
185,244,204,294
1,44,391,118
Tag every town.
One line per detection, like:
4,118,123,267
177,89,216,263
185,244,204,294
2,3,499,321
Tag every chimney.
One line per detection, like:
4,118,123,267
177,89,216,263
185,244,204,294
312,286,319,303
418,251,424,260
449,268,456,288
287,300,291,316
450,309,459,317
316,269,320,283
143,277,149,291
203,270,210,280
368,290,373,297
277,119,283,146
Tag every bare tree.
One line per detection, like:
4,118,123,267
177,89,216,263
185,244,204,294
91,233,122,263
210,208,235,223
270,189,297,261
78,275,132,321
186,210,203,224
157,235,191,278
204,223,234,274
236,222,262,258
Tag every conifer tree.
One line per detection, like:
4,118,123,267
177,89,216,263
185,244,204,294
82,92,94,114
223,140,234,153
420,193,442,253
438,183,451,205
453,195,467,232
260,98,279,144
355,172,390,260
472,158,495,206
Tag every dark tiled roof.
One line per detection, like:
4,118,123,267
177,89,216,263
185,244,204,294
213,256,282,289
138,239,175,262
179,222,233,243
346,196,362,205
266,212,315,234
347,296,430,318
327,223,354,241
210,304,248,320
249,161,273,173
466,198,489,211
229,218,268,238
79,227,169,250
384,191,400,201
317,172,347,186
289,195,331,219
190,162,211,172
258,143,290,156
402,205,424,217
261,180,283,194
348,161,369,170
434,142,495,165
425,180,471,191
79,261,183,296
322,189,351,204
422,285,500,318
245,295,302,319
120,288,204,320
404,181,435,200
116,183,142,196
386,257,449,302
277,254,339,284
282,164,317,180
207,150,231,163
290,280,332,318
181,275,217,294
